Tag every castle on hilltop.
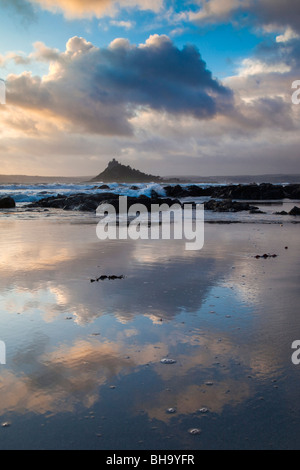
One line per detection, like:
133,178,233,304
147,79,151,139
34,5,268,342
90,159,161,183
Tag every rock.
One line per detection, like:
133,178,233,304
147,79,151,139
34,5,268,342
166,408,177,414
283,184,300,199
164,184,214,198
164,185,189,198
199,408,209,414
289,206,300,216
204,199,258,213
188,428,201,435
98,195,182,214
90,275,125,282
160,358,176,364
90,158,161,183
255,254,278,259
0,196,15,209
165,183,300,201
27,192,182,213
249,209,266,214
187,185,213,197
258,183,285,200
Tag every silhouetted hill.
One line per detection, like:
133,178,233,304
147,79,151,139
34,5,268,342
90,159,161,183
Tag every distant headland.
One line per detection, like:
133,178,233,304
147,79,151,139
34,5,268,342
89,158,162,183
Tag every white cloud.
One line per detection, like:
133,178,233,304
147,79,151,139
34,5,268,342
276,27,300,43
110,20,135,29
29,0,163,19
237,58,291,77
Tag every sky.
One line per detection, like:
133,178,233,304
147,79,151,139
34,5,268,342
0,0,299,177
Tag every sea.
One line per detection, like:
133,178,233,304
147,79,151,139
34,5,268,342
0,181,299,224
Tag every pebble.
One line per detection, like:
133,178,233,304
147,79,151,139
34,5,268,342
199,408,209,414
1,422,11,428
188,428,201,435
166,408,176,414
160,358,176,365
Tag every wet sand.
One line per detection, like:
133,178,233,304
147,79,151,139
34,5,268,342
0,218,300,449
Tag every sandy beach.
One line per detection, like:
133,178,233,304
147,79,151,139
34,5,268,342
1,0,300,452
0,216,299,449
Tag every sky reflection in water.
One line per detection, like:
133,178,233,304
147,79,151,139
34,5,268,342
0,219,300,449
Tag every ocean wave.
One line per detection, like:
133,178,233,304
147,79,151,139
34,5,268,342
0,182,170,203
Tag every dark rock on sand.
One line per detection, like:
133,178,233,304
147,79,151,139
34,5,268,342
204,199,258,212
27,192,182,213
289,206,300,215
91,275,125,282
97,195,182,214
274,206,300,216
0,196,16,208
27,192,117,211
249,209,266,214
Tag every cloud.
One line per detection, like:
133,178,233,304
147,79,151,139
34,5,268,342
190,0,300,33
28,0,163,19
1,27,300,177
250,0,300,33
110,19,135,29
5,35,233,136
1,0,163,21
0,51,31,67
0,42,60,68
237,58,291,76
276,27,300,43
189,0,248,24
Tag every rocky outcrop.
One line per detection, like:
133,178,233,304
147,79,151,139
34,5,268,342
204,199,259,212
25,183,300,214
0,196,16,208
274,206,300,216
90,159,161,183
164,184,213,198
163,183,300,200
27,193,181,213
288,206,300,215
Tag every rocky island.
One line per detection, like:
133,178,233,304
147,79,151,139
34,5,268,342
90,158,161,183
